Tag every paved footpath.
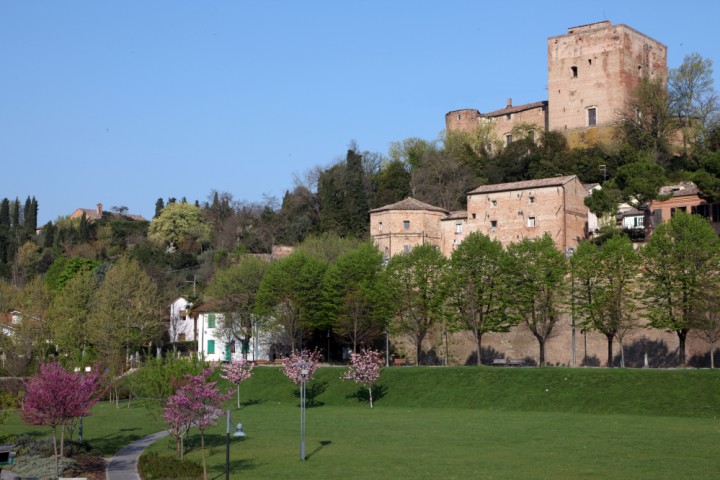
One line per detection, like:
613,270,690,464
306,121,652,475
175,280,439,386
106,430,169,480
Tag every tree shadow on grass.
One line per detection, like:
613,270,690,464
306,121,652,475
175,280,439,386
210,458,256,479
345,384,388,405
292,381,327,407
239,398,264,408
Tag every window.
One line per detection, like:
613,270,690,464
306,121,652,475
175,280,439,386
571,66,578,78
506,134,513,146
588,58,592,66
403,245,411,254
403,220,410,230
529,196,535,204
207,339,215,354
457,113,461,120
633,216,645,228
588,107,597,126
378,221,383,232
490,220,498,230
491,199,497,208
506,113,512,120
455,222,463,234
208,313,216,328
527,217,536,227
472,213,477,219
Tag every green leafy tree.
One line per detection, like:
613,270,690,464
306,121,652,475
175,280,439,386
323,242,390,352
88,258,161,402
206,255,268,359
506,234,567,366
446,233,513,366
572,236,641,367
614,160,667,208
47,270,96,362
641,212,720,365
385,244,446,365
148,202,212,251
255,251,327,352
371,159,411,208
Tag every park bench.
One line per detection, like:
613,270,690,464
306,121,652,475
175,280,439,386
492,358,525,367
392,358,407,366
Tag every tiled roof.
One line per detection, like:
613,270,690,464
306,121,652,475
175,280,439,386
481,101,548,118
441,211,468,221
468,175,579,195
370,197,449,214
659,182,700,197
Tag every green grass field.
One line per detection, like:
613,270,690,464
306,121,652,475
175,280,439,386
4,366,720,479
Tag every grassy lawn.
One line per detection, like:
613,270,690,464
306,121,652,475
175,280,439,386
4,366,720,479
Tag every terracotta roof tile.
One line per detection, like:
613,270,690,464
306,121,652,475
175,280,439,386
468,175,579,195
481,101,548,118
370,197,448,214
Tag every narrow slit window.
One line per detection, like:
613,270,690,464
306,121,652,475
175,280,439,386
571,66,578,78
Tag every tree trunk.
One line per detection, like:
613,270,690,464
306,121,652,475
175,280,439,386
537,337,546,366
710,343,715,369
237,384,241,409
677,329,688,366
369,387,373,409
201,431,207,480
52,426,59,479
605,333,614,368
475,331,483,366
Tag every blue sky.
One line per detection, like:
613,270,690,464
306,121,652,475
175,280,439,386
2,1,719,225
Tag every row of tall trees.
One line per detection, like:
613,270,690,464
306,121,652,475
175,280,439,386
199,212,719,368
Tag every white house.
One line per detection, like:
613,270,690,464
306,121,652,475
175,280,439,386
194,304,269,363
168,297,196,343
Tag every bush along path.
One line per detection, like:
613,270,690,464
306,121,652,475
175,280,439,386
106,430,169,480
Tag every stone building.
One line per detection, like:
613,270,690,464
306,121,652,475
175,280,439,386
369,197,448,259
446,21,667,147
370,175,588,259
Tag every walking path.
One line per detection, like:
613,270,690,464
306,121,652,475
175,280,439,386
105,430,169,480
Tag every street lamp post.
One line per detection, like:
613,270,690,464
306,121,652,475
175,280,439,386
225,409,245,480
565,247,576,367
293,361,311,461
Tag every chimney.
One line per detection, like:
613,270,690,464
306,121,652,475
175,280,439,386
97,203,103,216
507,98,512,108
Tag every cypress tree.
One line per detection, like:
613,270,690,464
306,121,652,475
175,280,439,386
154,198,165,218
344,149,369,237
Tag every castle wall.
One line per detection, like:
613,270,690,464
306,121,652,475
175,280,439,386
547,21,667,132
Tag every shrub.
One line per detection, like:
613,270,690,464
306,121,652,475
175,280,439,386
138,452,203,480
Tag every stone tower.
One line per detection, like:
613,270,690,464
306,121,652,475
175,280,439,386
547,21,667,136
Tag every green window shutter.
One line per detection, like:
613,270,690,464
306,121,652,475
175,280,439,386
207,339,215,354
208,313,216,328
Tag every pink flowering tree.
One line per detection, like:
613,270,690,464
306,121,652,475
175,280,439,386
342,349,384,408
221,359,254,409
281,348,322,384
21,361,108,478
164,368,232,479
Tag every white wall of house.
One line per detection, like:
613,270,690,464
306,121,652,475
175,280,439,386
196,312,269,362
168,297,196,343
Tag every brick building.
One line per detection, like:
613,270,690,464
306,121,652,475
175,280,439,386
369,197,448,259
370,175,588,258
446,21,667,147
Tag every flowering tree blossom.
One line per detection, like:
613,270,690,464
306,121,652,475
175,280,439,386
221,359,254,408
281,348,322,384
21,362,107,478
164,368,233,478
342,349,384,408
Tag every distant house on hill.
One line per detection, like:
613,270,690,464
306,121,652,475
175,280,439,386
69,203,146,222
